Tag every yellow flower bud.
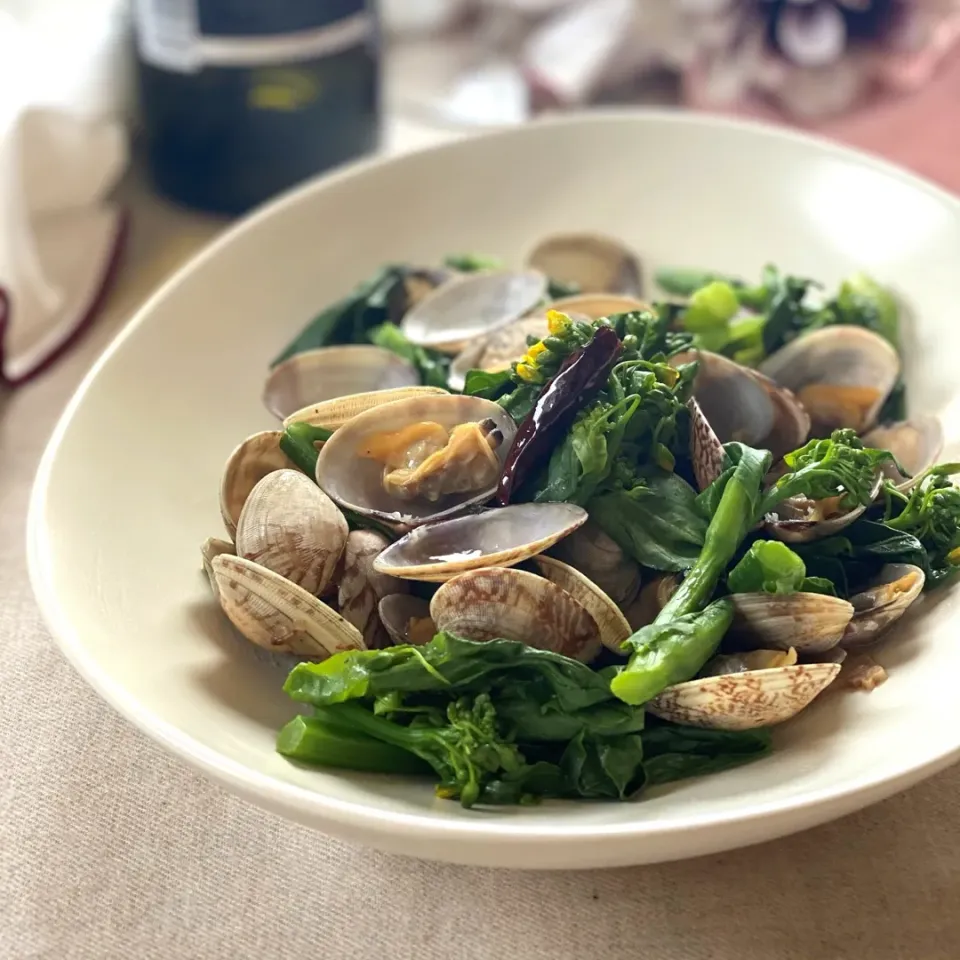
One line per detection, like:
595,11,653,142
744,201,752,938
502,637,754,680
515,361,539,382
526,341,548,360
547,309,572,336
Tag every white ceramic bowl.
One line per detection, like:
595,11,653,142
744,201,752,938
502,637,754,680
28,112,960,869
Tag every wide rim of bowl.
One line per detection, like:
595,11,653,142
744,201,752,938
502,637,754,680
27,109,960,867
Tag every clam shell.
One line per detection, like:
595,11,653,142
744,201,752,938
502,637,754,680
400,269,547,351
220,431,299,539
264,345,420,421
448,315,549,392
758,325,900,435
378,594,436,646
201,537,235,599
532,555,631,652
283,386,448,430
547,518,642,607
338,530,409,649
687,397,727,491
547,293,649,320
316,394,518,527
728,592,855,653
647,663,841,730
842,563,925,650
429,567,602,662
234,470,348,596
212,555,365,657
373,502,589,582
673,349,810,461
862,416,944,493
526,232,642,295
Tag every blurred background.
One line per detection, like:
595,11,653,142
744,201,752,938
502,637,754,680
3,0,959,384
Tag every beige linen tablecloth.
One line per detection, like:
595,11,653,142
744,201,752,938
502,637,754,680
4,126,960,960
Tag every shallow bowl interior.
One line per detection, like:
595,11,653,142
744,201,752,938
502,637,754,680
29,112,960,869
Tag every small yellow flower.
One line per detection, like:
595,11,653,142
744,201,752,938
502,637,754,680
515,361,539,382
547,309,572,336
526,341,548,361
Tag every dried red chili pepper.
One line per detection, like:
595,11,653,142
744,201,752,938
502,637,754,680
496,325,621,505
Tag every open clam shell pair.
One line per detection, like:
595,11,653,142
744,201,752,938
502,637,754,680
729,563,925,654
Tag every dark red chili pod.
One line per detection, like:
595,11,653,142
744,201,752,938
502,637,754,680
497,325,621,505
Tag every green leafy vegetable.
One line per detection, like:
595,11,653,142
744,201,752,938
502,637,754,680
832,272,900,348
680,281,741,352
641,722,773,785
759,428,897,515
611,443,771,705
462,368,513,399
655,267,736,296
272,265,407,366
589,467,707,571
882,464,960,585
368,322,451,388
280,633,769,806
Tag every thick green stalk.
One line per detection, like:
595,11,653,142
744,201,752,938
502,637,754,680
279,422,332,477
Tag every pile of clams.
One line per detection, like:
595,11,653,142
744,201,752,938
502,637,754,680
200,232,938,733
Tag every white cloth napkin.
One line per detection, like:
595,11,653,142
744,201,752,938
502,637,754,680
0,0,130,385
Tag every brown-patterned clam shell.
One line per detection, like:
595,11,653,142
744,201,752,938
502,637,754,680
200,537,235,599
219,431,300,538
429,566,602,662
234,469,348,596
337,530,408,649
547,518,642,607
532,555,631,652
687,398,727,492
728,592,855,654
283,386,448,430
646,662,841,730
212,555,365,658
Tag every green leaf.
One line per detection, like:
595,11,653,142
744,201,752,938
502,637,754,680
727,540,807,595
443,253,504,272
589,468,707,571
463,368,513,399
655,267,738,296
641,722,772,786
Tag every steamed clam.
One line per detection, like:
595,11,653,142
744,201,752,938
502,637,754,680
373,502,589,582
647,662,840,731
201,538,235,599
338,530,409,648
316,394,518,527
526,232,642,296
378,594,436,646
728,592,855,654
400,269,548,353
212,554,365,657
283,385,448,431
673,349,810,462
264,345,420,421
234,469,348,596
430,566,603,662
842,563,925,650
759,325,900,435
220,431,300,538
547,293,649,321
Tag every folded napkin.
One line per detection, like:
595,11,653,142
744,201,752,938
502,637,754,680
0,1,129,386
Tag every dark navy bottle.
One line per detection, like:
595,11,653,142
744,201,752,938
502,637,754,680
133,1,381,214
